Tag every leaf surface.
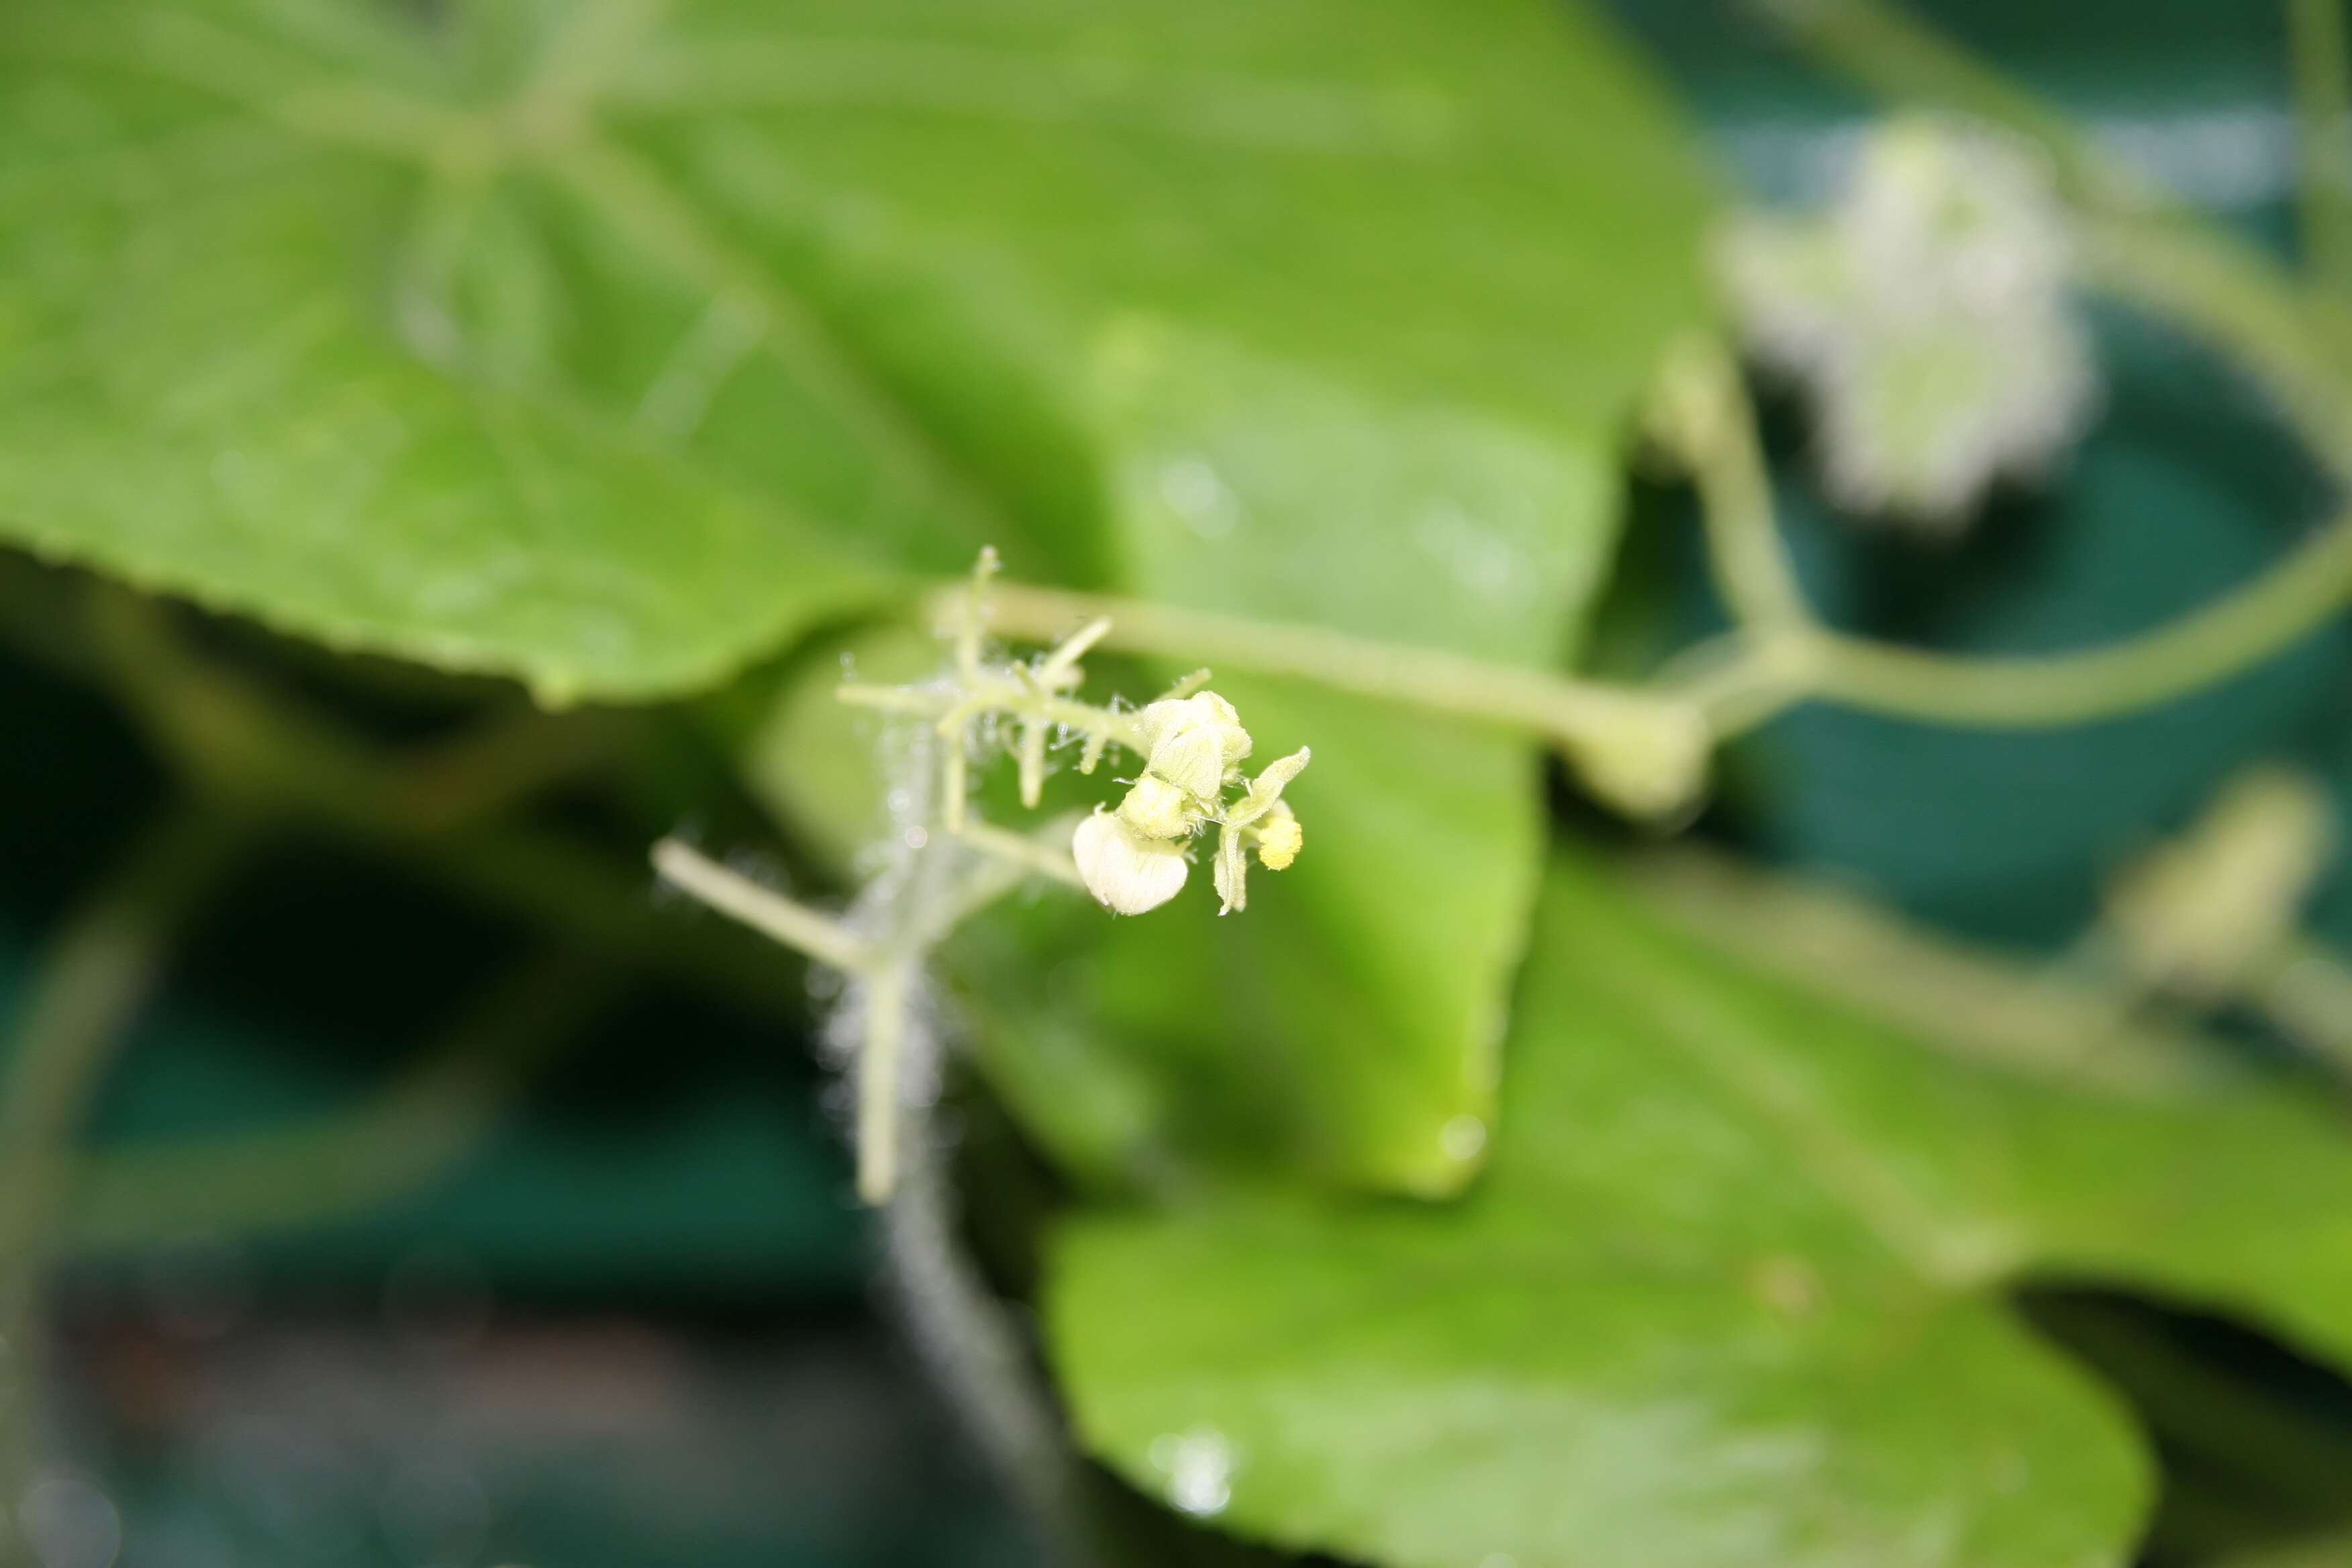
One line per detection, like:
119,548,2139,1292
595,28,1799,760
1050,848,2352,1565
0,0,1702,705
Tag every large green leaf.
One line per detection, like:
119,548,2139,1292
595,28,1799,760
0,0,1700,701
1049,848,2352,1566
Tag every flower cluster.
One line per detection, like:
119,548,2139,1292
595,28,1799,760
1073,691,1308,916
1718,115,2097,526
838,551,1310,920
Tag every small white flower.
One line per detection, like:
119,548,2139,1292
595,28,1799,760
1074,808,1191,915
1718,115,2096,527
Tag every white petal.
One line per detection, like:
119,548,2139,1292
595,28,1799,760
1073,811,1189,915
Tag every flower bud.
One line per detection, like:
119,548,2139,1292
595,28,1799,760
1117,775,1199,840
2106,767,2335,1001
1145,723,1228,799
1073,809,1189,915
1136,692,1252,797
1564,702,1710,821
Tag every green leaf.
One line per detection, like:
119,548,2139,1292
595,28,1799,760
1049,848,2352,1566
0,0,1700,709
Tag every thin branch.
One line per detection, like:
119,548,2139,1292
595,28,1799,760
2292,0,2352,301
968,580,1671,751
1655,338,1816,633
2079,214,2352,484
1665,306,2352,730
856,961,916,1204
882,1109,1088,1566
950,818,1086,891
1804,511,2352,726
650,838,871,973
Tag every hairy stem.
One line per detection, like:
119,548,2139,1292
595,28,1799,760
883,1113,1087,1567
856,962,914,1205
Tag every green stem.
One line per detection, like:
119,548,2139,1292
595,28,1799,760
1665,338,1818,632
839,673,1146,755
1804,518,2352,726
0,807,246,1532
2292,0,2352,303
2080,215,2352,482
948,820,1085,893
881,1106,1087,1566
650,838,870,973
1666,636,1816,738
61,951,611,1252
1677,315,2352,728
971,580,1675,752
857,961,914,1205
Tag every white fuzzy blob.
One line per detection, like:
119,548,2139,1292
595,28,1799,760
1073,810,1190,914
1719,115,2098,528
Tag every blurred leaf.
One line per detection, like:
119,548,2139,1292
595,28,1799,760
0,0,1699,708
1049,848,2352,1566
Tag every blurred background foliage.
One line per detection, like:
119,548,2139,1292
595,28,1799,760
9,1,2352,1566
